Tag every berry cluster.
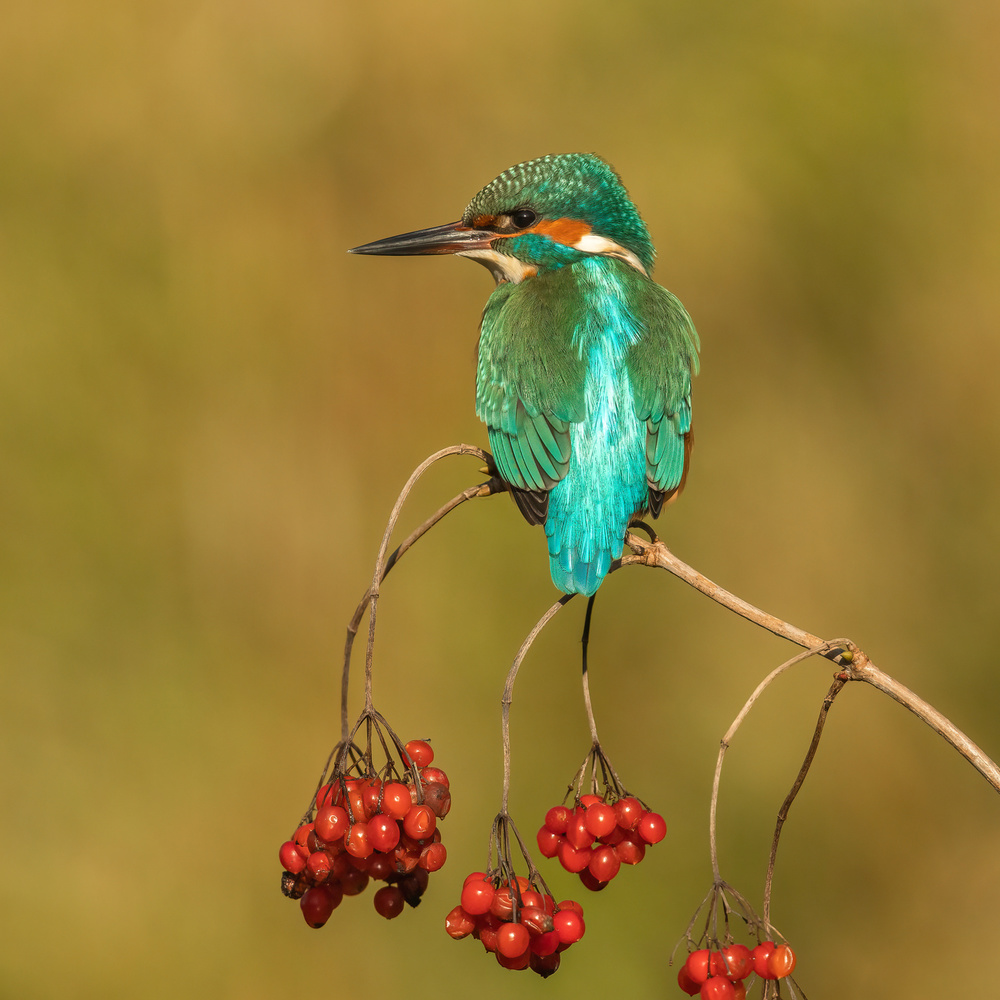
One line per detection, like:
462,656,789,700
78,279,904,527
677,942,797,998
279,739,450,926
536,793,666,890
445,872,586,977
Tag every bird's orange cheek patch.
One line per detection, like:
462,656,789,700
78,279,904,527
529,218,592,246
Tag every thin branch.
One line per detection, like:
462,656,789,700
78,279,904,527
709,645,836,883
364,444,495,714
340,470,502,740
580,595,600,745
762,676,847,927
501,595,574,813
622,533,1000,794
837,646,1000,792
621,533,824,648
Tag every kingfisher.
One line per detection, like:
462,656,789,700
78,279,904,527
349,153,699,597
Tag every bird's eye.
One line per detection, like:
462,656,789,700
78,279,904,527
509,209,537,230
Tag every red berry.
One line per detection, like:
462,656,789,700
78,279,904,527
314,804,350,843
367,852,394,881
544,805,572,833
614,796,643,831
362,779,382,817
588,845,621,884
293,822,314,851
419,841,447,872
720,944,753,980
420,765,449,788
460,877,495,915
339,867,369,896
552,908,585,945
685,949,711,985
496,921,530,959
536,826,563,858
278,840,307,874
305,850,332,881
299,884,342,927
367,814,401,853
489,885,515,920
373,884,404,919
584,802,617,839
315,783,336,809
381,782,411,820
638,811,667,844
678,964,701,996
530,950,560,978
614,835,646,866
579,793,601,807
403,739,434,768
557,839,592,873
597,824,624,846
345,822,373,859
700,978,736,1000
421,781,451,818
496,947,531,971
752,942,777,979
529,929,560,956
403,804,436,840
519,905,553,936
444,905,476,939
565,810,593,850
767,944,796,979
577,867,608,892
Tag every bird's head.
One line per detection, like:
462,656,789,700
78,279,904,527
349,154,655,284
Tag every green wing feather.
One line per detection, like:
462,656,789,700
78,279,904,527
476,274,586,516
623,280,700,510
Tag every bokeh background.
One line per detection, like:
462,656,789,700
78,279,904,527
3,0,998,996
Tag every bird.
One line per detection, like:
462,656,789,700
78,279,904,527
349,153,700,597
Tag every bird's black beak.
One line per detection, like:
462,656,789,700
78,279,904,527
348,221,496,256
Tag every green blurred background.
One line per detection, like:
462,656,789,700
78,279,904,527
3,0,998,996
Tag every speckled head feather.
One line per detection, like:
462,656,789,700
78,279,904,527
461,154,656,274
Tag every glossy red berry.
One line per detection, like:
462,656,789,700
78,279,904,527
565,810,592,850
767,944,796,979
584,802,617,839
460,877,495,916
403,804,436,840
699,977,736,1000
496,921,530,959
419,841,447,872
373,884,405,919
300,884,341,928
685,949,711,985
587,845,621,884
752,941,777,979
638,811,667,844
613,835,646,866
720,944,753,980
614,796,643,831
544,805,572,833
380,782,411,820
552,908,585,945
403,739,434,768
557,839,592,873
279,840,307,874
536,826,562,858
367,813,400,852
677,964,701,996
445,905,476,939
